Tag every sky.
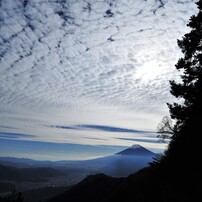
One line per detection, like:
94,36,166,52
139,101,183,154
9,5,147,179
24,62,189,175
0,0,198,160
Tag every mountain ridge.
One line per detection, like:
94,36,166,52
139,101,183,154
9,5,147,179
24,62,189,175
0,145,156,178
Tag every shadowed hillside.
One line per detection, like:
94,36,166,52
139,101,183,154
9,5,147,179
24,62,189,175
0,164,65,182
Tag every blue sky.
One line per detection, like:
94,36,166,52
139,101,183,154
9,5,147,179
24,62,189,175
0,0,197,160
0,138,128,160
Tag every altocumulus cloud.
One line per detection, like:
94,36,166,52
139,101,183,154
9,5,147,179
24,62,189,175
0,0,198,156
0,0,197,109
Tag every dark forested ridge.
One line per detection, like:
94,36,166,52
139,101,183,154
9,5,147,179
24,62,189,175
48,1,202,201
48,166,201,202
0,164,65,182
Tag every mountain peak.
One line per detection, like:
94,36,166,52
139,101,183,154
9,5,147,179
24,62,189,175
130,144,142,149
116,145,155,156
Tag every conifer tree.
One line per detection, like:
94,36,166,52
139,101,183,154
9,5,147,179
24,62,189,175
168,0,202,128
164,0,202,177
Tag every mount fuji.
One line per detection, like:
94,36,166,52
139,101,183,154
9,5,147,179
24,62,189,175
0,145,156,200
116,144,155,156
88,144,156,177
47,145,157,202
53,144,156,177
0,145,156,178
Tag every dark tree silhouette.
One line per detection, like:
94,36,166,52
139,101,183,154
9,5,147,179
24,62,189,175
0,189,23,202
160,0,202,181
168,0,202,132
156,116,174,142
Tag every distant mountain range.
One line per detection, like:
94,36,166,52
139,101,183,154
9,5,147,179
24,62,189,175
0,144,156,178
47,145,156,202
0,157,55,168
0,145,156,202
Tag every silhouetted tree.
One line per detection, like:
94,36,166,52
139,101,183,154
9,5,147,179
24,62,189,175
168,0,202,133
0,189,23,202
156,116,174,142
162,0,202,180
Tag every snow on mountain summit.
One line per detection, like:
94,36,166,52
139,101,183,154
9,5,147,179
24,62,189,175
116,144,155,156
130,144,142,149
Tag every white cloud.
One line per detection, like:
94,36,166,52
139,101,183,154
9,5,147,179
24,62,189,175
0,0,198,156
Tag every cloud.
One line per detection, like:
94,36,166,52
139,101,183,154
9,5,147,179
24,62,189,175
52,124,153,133
0,125,17,130
52,125,77,130
0,0,198,158
76,124,152,133
117,137,159,144
0,132,36,139
0,0,197,110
